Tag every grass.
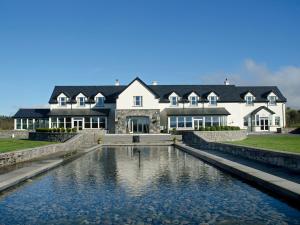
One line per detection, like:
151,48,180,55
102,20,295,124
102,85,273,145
0,139,56,153
226,135,300,153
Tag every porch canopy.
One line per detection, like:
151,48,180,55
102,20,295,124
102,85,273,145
165,107,230,116
250,106,275,115
48,109,110,117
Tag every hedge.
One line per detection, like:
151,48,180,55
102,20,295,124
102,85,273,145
198,126,240,131
35,128,77,133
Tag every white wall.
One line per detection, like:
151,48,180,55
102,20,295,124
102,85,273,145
116,80,160,109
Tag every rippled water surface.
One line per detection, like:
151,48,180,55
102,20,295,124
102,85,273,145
0,146,300,225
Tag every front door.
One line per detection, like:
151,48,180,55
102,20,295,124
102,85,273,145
127,117,150,133
73,118,83,130
193,119,203,130
260,118,269,131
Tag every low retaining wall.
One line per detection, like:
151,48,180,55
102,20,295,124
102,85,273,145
29,132,77,142
183,132,300,172
0,132,100,168
0,130,29,139
102,134,182,144
183,130,247,143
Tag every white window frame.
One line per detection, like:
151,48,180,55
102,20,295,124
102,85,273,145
171,96,178,106
78,97,85,107
59,97,67,107
209,96,217,105
245,96,253,105
95,97,105,107
133,96,142,107
269,96,276,106
190,96,197,106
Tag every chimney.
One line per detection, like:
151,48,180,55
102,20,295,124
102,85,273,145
152,80,158,85
115,79,120,86
224,78,229,85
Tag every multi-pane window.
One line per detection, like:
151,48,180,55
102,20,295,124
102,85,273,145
275,116,280,126
59,97,67,106
133,96,142,106
171,96,178,106
185,117,193,127
209,96,217,105
245,96,253,105
95,97,104,107
256,115,260,126
170,117,177,128
177,116,185,128
269,96,276,105
190,96,197,106
78,97,85,107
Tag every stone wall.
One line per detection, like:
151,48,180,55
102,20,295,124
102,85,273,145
115,109,160,134
0,130,29,139
0,132,100,168
183,130,247,143
183,132,300,172
29,132,77,142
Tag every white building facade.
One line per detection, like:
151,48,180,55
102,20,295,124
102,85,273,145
14,77,287,133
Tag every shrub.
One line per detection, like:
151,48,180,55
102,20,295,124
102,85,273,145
67,128,72,133
60,128,66,133
210,126,216,131
216,126,221,131
71,128,77,133
199,127,205,131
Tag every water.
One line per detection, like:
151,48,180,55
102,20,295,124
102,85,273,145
0,146,299,225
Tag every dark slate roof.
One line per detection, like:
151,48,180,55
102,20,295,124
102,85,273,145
48,109,110,117
164,108,230,116
250,106,275,115
13,109,50,118
49,78,287,104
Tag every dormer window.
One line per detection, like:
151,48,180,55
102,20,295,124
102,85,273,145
78,97,85,107
59,97,67,106
95,97,105,107
269,96,276,105
208,95,217,105
190,96,198,106
246,96,254,105
171,96,178,106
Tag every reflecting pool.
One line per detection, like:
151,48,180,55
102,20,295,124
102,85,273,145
0,146,299,225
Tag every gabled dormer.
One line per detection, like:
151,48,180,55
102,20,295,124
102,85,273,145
243,91,255,105
267,91,277,106
76,93,87,107
187,91,199,106
94,92,105,107
57,93,69,107
168,92,180,106
207,91,218,106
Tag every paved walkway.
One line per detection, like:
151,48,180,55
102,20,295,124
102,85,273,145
190,144,300,184
0,145,101,193
176,143,300,203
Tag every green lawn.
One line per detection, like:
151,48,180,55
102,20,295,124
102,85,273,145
0,139,55,153
226,135,300,153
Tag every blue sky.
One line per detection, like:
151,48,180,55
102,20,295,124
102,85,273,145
1,0,300,115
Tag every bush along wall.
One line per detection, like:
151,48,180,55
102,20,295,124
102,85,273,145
198,126,240,131
35,128,77,133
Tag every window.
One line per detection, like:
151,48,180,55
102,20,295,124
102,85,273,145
170,117,177,128
244,117,248,126
178,116,185,128
85,117,91,128
133,96,142,106
171,96,178,106
275,116,280,126
269,96,276,105
205,116,212,127
99,117,106,128
209,96,217,105
95,97,104,107
190,96,197,106
58,117,64,128
256,115,260,126
78,97,85,107
245,96,253,105
91,117,98,128
185,117,193,127
22,119,27,129
66,118,71,128
212,116,219,126
59,97,67,106
16,119,22,129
